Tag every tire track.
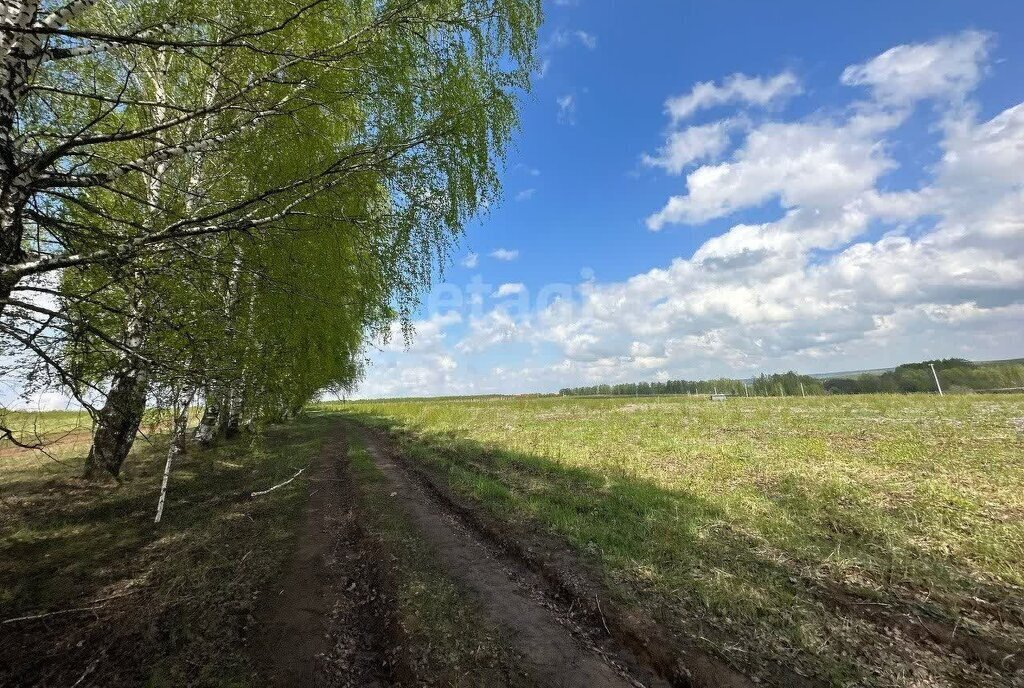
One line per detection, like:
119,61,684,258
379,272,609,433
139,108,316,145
353,422,668,688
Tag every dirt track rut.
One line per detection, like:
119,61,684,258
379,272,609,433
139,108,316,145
254,426,396,687
354,423,666,688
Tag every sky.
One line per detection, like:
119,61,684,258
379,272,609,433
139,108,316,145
8,2,1021,410
354,0,1024,399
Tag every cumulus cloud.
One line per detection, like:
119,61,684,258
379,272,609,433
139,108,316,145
561,31,1022,381
457,308,529,354
646,113,900,228
840,30,990,104
642,119,736,174
460,252,479,268
665,71,801,122
377,311,462,354
489,248,520,261
493,282,526,298
647,32,996,232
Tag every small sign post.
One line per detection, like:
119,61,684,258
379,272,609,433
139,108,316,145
929,363,944,396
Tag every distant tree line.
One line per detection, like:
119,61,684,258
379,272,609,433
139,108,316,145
822,359,1024,394
558,372,826,397
559,359,1024,398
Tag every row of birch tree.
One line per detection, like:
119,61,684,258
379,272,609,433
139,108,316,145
0,0,540,477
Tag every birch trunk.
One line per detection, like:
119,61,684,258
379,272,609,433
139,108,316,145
193,390,221,445
215,245,243,439
83,54,173,476
154,391,193,523
83,365,148,478
0,0,95,313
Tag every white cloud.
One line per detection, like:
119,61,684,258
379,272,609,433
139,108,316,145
457,308,528,353
548,28,597,50
642,119,736,174
574,30,597,49
490,248,520,261
377,311,462,354
646,114,899,229
666,71,801,122
460,252,479,268
557,93,576,124
840,30,990,105
493,282,526,298
647,32,996,232
515,188,536,201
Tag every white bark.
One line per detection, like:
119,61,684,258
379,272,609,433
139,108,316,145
39,0,98,29
154,390,193,524
250,466,306,498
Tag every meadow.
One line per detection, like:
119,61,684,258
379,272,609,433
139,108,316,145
335,394,1024,686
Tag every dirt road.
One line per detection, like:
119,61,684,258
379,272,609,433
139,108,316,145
253,426,396,687
254,419,670,687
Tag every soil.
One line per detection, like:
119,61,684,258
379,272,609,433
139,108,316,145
251,424,400,687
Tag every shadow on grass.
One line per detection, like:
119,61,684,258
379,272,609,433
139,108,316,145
340,409,1024,687
0,414,330,687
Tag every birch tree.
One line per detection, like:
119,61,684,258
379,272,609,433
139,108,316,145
1,0,539,299
4,0,540,474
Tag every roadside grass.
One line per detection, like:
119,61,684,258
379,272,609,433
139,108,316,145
329,395,1024,687
0,414,321,687
346,428,532,687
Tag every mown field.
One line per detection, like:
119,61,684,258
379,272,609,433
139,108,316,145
334,394,1024,686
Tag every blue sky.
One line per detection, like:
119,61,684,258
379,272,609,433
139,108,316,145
357,1,1024,398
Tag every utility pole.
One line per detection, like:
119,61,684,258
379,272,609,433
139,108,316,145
929,363,944,396
800,382,806,397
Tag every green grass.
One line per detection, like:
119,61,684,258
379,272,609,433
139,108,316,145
347,430,531,686
0,414,321,686
0,408,91,444
328,394,1024,687
0,407,203,448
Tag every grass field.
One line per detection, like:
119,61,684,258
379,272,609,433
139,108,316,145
0,413,317,686
334,394,1024,686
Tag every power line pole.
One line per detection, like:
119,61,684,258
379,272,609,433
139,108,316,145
929,363,944,396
